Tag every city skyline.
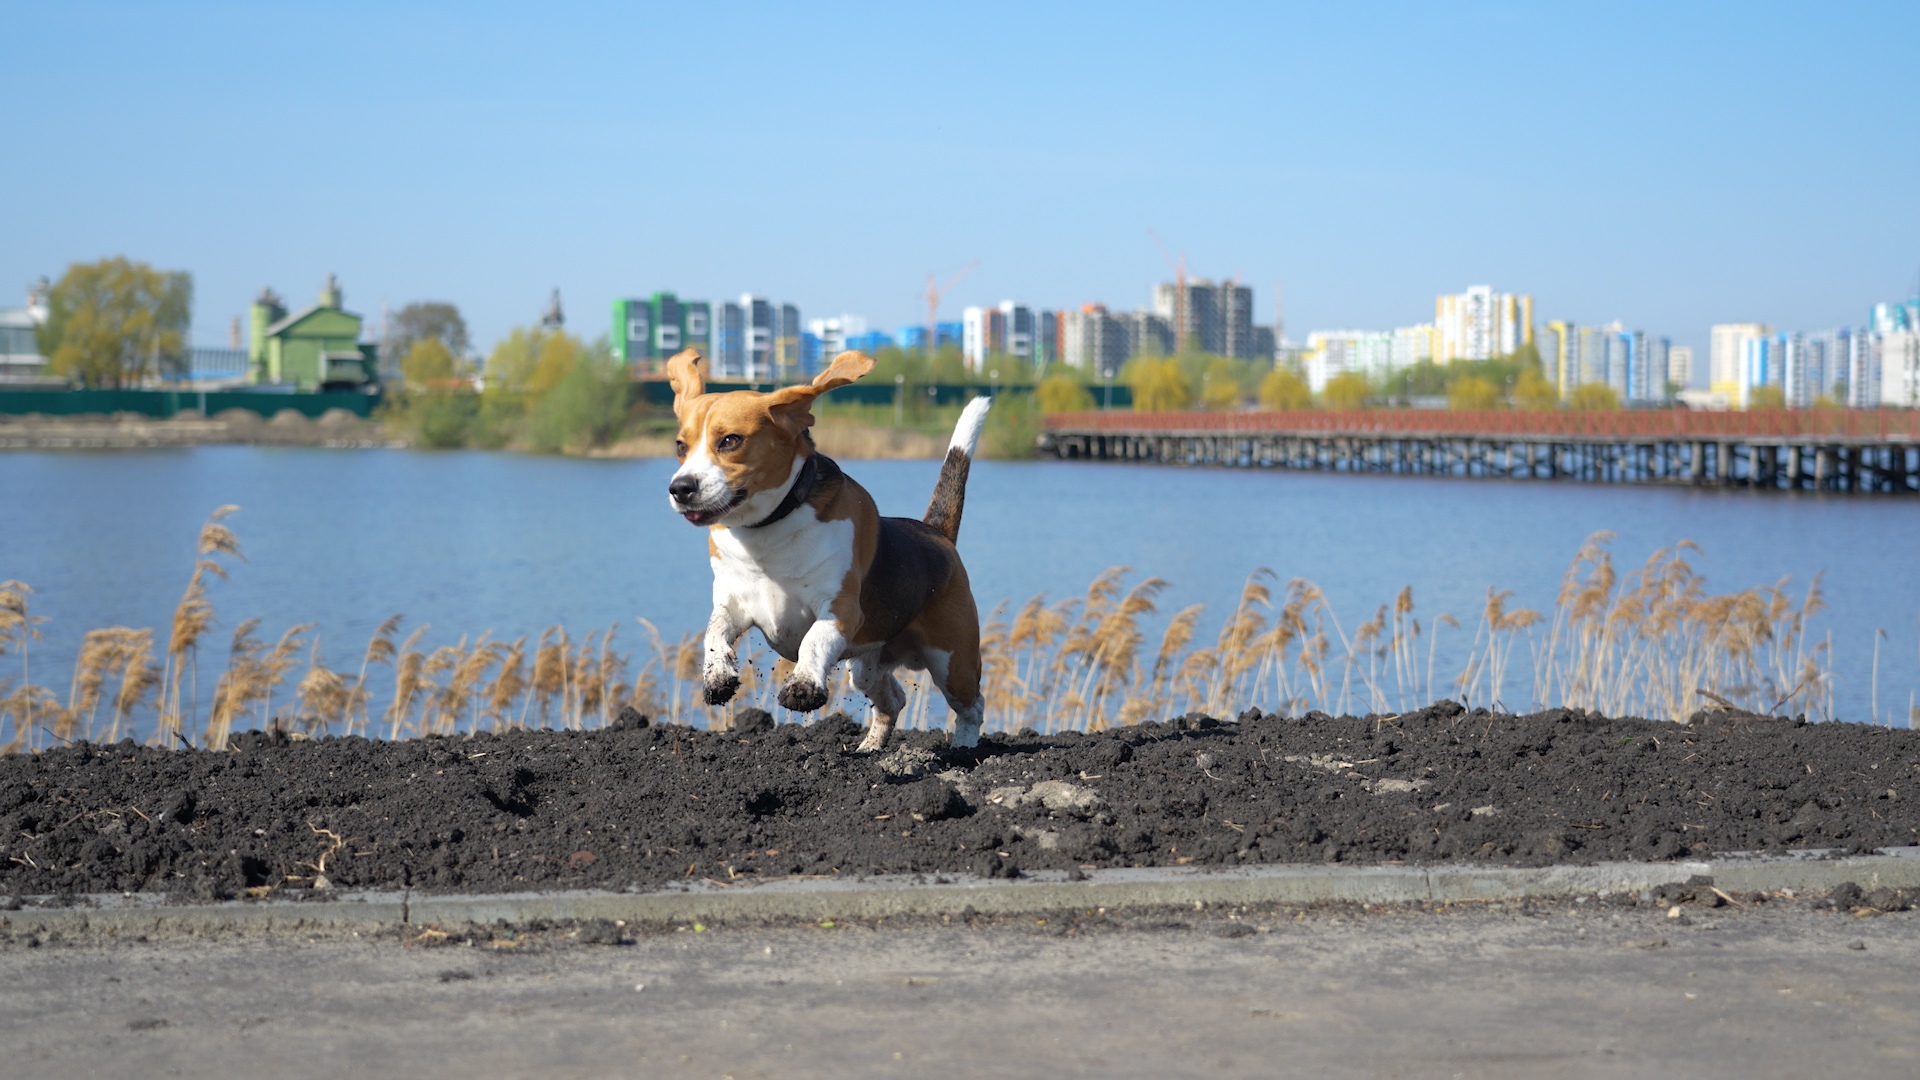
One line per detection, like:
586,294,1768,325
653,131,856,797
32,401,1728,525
4,3,1916,361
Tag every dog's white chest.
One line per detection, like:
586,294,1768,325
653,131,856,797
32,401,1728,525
710,512,855,658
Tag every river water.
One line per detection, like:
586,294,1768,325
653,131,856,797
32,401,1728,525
4,447,1917,730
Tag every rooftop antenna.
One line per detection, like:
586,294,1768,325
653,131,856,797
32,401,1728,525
1149,229,1188,355
923,261,978,359
540,289,565,329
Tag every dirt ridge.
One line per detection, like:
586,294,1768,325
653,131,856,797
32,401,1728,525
2,704,1915,901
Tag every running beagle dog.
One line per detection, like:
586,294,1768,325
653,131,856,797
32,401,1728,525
664,348,991,751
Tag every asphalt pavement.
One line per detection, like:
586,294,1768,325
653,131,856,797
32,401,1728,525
3,899,1914,1079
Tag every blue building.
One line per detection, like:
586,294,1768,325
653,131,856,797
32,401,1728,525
897,322,962,352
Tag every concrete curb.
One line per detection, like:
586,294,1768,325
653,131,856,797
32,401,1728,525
7,849,1918,935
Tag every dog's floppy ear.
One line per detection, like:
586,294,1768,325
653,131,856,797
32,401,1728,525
666,349,705,413
766,351,875,433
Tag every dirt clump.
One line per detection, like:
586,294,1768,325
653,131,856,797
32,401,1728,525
0,705,1916,899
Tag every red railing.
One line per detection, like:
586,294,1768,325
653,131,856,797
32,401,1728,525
1045,408,1920,441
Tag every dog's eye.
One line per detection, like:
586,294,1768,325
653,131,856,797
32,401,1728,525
716,434,743,452
674,440,688,459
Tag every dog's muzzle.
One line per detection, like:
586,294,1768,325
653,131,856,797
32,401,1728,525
669,475,746,526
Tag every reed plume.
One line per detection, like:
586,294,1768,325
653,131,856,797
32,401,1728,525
157,506,243,746
352,615,404,736
384,624,431,739
295,644,354,736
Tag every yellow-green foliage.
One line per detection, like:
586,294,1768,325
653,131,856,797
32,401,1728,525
1258,367,1311,410
1747,386,1786,409
401,339,459,390
1125,357,1193,411
1568,383,1621,411
1195,357,1243,410
1447,374,1503,410
1321,371,1372,410
40,257,192,388
1036,372,1095,413
1512,366,1559,410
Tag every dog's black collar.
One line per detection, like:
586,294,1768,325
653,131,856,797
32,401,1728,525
747,448,839,529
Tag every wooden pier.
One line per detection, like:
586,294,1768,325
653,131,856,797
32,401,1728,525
1039,409,1920,494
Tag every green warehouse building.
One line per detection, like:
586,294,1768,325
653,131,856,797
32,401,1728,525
249,275,380,390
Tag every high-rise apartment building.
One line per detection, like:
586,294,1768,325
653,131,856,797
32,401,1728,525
1668,345,1694,390
1871,300,1920,334
1390,324,1438,369
1303,330,1394,392
1709,323,1770,400
1035,310,1063,368
1882,331,1920,407
1120,310,1174,360
1152,279,1258,358
1063,305,1131,378
1737,333,1789,407
1434,285,1532,362
1541,321,1576,398
1629,332,1670,402
961,301,1038,369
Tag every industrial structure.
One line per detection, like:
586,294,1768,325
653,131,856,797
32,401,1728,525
247,276,379,391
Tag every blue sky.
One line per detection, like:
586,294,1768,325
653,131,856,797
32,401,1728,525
5,1,1915,361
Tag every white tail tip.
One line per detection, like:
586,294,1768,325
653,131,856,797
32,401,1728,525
949,396,991,457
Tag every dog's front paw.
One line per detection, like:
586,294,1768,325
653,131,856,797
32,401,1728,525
704,673,740,706
777,677,829,713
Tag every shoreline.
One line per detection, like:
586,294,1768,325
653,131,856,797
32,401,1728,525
0,410,395,450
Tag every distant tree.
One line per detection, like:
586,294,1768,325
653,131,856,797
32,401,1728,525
1506,339,1542,372
400,339,460,391
1321,371,1372,410
1197,357,1242,410
1511,366,1559,410
385,302,470,376
1567,383,1621,411
1124,357,1192,411
1258,367,1311,410
40,257,191,387
1747,385,1786,410
1036,372,1095,413
1447,374,1504,410
485,326,580,394
525,341,631,453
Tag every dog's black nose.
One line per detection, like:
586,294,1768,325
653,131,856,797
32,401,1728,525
668,474,701,502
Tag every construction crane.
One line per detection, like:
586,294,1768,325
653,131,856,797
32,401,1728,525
923,261,978,360
1149,230,1188,355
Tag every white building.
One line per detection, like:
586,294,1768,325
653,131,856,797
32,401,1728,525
1882,331,1920,408
1389,324,1437,368
1435,285,1532,362
0,277,52,384
1709,323,1769,400
1304,330,1394,392
806,314,866,360
963,301,1037,370
1668,345,1694,389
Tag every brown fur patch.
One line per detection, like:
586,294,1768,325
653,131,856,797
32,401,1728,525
922,447,972,543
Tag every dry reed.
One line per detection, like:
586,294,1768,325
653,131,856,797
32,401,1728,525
3,513,1910,750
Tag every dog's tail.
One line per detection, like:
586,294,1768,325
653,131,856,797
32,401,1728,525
923,396,991,544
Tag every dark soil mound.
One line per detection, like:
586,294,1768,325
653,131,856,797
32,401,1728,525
2,704,1915,900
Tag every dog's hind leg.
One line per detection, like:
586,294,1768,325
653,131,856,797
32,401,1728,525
921,647,984,749
850,655,905,753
